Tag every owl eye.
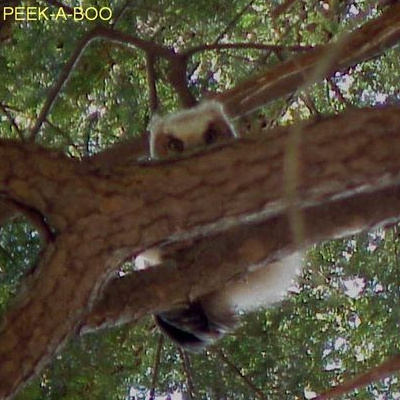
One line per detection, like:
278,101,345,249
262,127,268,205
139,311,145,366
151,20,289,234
167,136,184,153
203,124,218,145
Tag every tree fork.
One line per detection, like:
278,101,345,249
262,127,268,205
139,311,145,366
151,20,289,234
0,108,400,397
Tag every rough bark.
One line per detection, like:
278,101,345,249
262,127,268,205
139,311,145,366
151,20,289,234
1,4,400,227
1,107,400,397
82,184,400,333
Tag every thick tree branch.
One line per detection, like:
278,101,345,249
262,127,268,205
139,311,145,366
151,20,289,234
77,3,400,172
1,107,400,397
82,184,400,333
218,3,400,117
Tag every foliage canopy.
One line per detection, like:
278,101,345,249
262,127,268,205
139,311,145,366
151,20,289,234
1,0,400,399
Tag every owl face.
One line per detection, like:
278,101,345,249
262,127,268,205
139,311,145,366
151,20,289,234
149,101,236,159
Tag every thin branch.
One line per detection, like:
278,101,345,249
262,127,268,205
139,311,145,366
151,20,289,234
29,28,99,140
215,348,266,400
327,77,353,107
150,334,164,398
95,26,174,58
179,349,196,400
146,53,159,113
271,0,299,18
214,0,256,43
314,355,400,400
299,92,320,116
29,26,173,140
111,0,132,28
185,42,317,57
44,119,81,155
0,102,24,140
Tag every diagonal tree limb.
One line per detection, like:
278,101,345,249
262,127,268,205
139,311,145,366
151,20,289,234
82,183,400,333
218,3,400,117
